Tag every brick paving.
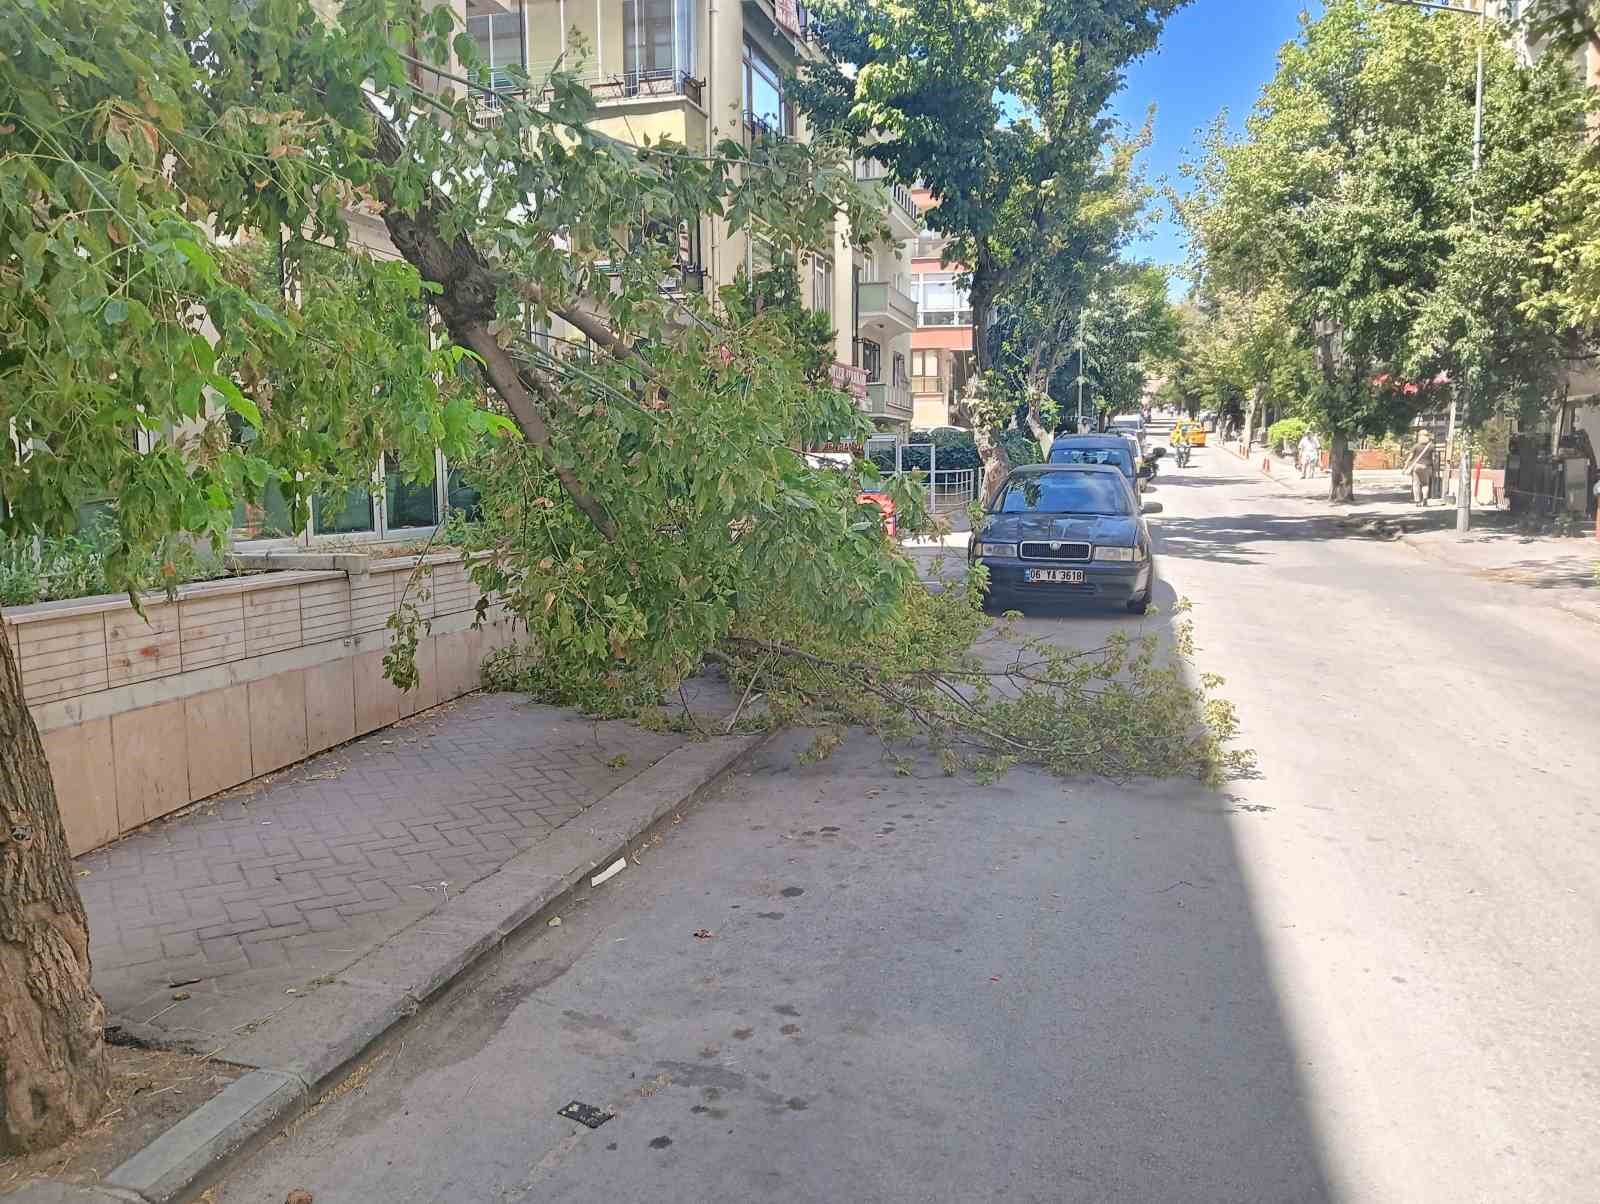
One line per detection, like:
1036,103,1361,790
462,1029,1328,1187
78,692,688,1051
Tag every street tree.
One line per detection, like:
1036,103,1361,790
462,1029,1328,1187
1182,0,1586,501
0,0,892,1151
1,0,1252,1153
795,0,1188,500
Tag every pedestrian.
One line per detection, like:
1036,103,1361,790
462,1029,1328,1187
1298,429,1320,479
1404,428,1434,506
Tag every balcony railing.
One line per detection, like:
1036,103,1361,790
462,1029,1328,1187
854,159,922,227
588,69,705,107
857,279,918,333
866,380,913,421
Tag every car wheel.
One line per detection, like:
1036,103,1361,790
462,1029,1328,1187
1126,590,1151,615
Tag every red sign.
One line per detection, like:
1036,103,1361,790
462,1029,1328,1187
775,0,801,34
830,361,869,399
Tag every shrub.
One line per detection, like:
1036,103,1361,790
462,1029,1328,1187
868,428,1040,474
1267,417,1309,452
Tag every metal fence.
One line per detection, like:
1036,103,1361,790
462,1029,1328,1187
929,469,976,512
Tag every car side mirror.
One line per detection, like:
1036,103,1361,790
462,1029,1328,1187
1142,501,1164,515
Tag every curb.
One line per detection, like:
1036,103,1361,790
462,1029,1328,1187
1217,439,1296,492
10,728,776,1204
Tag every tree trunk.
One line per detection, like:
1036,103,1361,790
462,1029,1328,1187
1030,405,1056,461
1328,432,1355,504
951,269,1013,505
1241,384,1263,452
0,621,107,1154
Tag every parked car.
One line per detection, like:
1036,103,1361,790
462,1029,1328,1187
1047,434,1165,484
1109,412,1149,456
805,452,897,538
968,463,1161,614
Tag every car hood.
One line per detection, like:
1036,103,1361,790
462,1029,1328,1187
977,513,1140,546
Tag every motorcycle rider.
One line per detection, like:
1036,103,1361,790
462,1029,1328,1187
1170,421,1191,467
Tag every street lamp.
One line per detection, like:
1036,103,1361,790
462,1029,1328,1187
1380,0,1488,533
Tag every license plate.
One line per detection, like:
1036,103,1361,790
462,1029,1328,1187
1023,568,1084,584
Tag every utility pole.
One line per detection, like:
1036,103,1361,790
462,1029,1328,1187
1075,310,1090,432
1381,0,1489,534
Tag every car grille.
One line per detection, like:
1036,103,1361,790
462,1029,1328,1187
1019,541,1091,562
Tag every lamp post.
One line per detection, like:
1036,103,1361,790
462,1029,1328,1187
1380,0,1489,533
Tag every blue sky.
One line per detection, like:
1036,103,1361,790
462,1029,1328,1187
1110,1,1323,287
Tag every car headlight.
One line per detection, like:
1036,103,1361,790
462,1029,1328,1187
1095,545,1144,562
973,541,1019,558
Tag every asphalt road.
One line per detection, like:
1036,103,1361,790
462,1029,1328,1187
213,442,1600,1204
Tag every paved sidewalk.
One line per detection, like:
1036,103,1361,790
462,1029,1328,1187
80,691,693,1053
1219,439,1599,623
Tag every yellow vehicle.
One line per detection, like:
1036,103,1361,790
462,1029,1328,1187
1173,420,1207,447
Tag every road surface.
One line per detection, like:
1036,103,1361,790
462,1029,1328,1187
213,442,1600,1203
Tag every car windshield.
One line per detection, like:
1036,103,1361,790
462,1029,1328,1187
995,472,1131,516
1049,446,1133,474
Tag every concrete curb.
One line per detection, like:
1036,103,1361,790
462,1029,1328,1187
1217,439,1296,492
9,728,775,1204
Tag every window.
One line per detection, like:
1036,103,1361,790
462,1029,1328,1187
915,272,973,327
312,483,377,536
910,349,941,394
893,352,907,387
467,9,525,89
995,472,1131,517
225,411,295,542
743,39,792,134
812,256,833,319
446,467,483,522
384,458,441,531
624,0,694,81
856,338,882,382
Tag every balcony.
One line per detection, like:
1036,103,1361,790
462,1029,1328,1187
855,160,922,243
856,278,918,338
586,69,704,107
865,380,913,423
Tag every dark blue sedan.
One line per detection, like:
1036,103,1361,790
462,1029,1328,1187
968,464,1161,614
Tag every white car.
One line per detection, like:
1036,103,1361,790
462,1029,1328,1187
1109,413,1148,457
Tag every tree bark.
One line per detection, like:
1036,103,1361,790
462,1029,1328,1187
0,621,108,1154
364,105,618,540
1024,401,1054,459
1328,432,1355,504
1241,384,1263,453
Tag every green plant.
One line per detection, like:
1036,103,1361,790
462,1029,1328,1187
1267,417,1309,452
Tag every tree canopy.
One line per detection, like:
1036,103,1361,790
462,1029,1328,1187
1180,0,1589,499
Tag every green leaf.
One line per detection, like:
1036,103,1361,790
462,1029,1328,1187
103,298,129,325
210,375,262,429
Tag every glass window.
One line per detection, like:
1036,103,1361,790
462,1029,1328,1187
313,485,376,535
915,272,973,327
743,39,791,134
624,0,674,78
995,472,1131,516
1046,445,1134,477
467,11,524,89
446,467,483,522
225,410,298,541
232,480,295,540
856,338,881,382
383,457,441,530
910,349,940,392
812,256,833,319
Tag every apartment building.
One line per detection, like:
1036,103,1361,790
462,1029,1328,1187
906,185,975,430
472,0,920,432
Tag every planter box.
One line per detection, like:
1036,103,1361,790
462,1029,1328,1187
3,554,513,855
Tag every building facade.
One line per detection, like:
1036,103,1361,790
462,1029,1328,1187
907,186,974,430
475,0,919,433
